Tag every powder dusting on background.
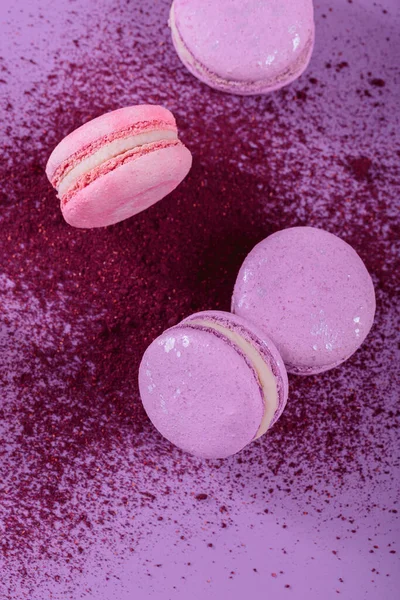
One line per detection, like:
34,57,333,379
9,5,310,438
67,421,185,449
0,1,399,599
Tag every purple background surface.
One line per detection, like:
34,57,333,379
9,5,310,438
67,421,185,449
0,1,399,599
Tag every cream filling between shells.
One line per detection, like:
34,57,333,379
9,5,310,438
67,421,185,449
57,129,178,197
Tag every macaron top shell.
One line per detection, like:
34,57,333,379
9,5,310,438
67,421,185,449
232,227,376,375
139,311,288,459
46,105,176,182
140,323,263,459
171,0,314,89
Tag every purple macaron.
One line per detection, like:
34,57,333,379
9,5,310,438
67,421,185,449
169,0,315,95
139,311,288,459
232,227,376,375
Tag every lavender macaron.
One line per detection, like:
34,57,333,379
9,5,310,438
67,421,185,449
139,311,288,459
232,227,376,375
169,0,315,95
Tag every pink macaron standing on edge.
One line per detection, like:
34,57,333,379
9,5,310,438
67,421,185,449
46,105,192,228
169,0,315,95
232,227,376,375
139,311,289,459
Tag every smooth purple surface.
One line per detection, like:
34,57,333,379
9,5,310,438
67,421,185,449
0,1,399,600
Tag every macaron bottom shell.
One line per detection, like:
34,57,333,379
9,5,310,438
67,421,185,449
285,352,358,376
61,143,192,228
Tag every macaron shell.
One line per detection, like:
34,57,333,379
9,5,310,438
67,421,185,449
232,227,376,374
61,143,192,228
171,36,314,97
46,105,176,181
183,310,289,426
139,325,264,459
171,0,314,94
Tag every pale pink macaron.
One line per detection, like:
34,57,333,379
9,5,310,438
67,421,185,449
139,311,288,459
232,227,376,375
169,0,315,95
46,105,192,228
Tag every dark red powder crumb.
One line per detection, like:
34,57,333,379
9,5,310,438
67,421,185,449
195,494,208,501
346,156,372,180
369,78,385,87
296,90,307,101
336,61,349,72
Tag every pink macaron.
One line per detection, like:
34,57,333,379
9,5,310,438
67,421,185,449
232,227,376,375
139,311,288,459
46,105,192,228
169,0,315,95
